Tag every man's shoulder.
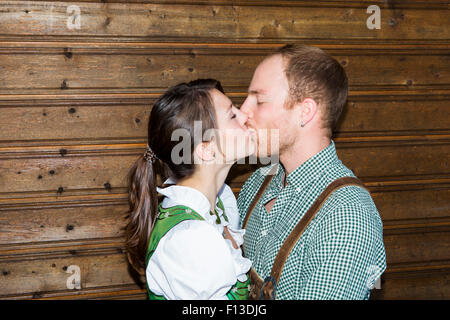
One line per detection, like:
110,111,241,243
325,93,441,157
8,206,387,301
311,173,382,239
311,161,380,219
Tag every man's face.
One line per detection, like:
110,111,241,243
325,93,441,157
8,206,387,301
240,54,295,158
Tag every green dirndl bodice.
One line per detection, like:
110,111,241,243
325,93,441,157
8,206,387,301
145,201,250,300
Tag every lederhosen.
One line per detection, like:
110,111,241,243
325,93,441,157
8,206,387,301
145,199,250,300
241,166,368,300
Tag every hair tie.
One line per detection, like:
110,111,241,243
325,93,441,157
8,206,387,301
144,144,158,163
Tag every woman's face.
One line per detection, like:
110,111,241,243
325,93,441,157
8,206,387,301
209,89,256,164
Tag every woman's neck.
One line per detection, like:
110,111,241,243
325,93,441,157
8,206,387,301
177,164,232,212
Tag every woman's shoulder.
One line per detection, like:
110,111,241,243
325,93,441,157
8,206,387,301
218,183,237,209
218,183,234,199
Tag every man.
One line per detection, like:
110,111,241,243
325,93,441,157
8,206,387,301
237,44,386,299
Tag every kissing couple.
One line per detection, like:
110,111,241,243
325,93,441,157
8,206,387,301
124,44,386,300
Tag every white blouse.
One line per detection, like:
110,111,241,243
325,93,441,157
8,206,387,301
145,180,252,300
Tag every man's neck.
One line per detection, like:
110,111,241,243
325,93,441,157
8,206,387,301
280,135,331,176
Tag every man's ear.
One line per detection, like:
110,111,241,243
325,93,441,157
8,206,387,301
194,141,215,162
298,98,319,127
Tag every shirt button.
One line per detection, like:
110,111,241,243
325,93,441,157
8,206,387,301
261,230,268,236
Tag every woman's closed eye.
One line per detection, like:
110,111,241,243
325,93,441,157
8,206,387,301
229,105,238,120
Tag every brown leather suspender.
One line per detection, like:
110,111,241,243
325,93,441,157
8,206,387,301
242,165,278,233
241,173,368,300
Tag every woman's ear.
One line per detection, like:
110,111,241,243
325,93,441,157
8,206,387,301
194,141,216,163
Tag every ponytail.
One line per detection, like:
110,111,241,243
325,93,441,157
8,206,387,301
124,153,161,274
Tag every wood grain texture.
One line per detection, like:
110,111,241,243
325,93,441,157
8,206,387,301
0,250,140,297
0,96,449,143
0,49,448,93
371,266,450,300
0,1,448,41
0,0,449,299
0,204,127,244
0,143,448,193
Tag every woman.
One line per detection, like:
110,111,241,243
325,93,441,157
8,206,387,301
125,79,256,299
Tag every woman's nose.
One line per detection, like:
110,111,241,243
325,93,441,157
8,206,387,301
239,98,254,119
235,107,249,128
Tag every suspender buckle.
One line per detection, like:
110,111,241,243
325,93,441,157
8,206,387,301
260,276,277,300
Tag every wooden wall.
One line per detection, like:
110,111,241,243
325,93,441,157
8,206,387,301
0,0,449,299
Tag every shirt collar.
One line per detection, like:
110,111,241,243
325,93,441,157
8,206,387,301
255,163,285,204
156,184,212,220
156,178,227,221
283,140,338,192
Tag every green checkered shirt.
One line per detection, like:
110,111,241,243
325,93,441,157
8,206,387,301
237,140,386,300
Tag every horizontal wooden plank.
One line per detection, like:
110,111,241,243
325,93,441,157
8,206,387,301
1,284,147,300
0,88,448,104
0,97,448,143
0,187,449,248
0,41,449,51
373,188,450,223
0,142,449,197
42,286,146,300
0,1,448,41
0,150,138,194
0,51,263,91
384,230,450,265
371,268,450,299
336,98,450,136
3,1,449,10
0,251,139,297
0,50,448,93
1,134,449,156
0,187,129,204
0,42,449,56
335,142,450,180
0,143,448,194
4,268,449,299
0,203,127,245
0,238,125,259
0,104,151,142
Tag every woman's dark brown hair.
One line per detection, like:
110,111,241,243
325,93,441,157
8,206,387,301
124,79,224,274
